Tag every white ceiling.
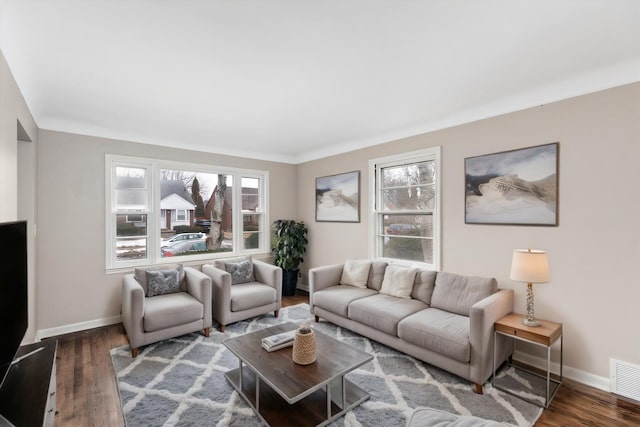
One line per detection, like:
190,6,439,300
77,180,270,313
1,1,639,164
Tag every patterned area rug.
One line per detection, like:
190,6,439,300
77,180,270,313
110,304,543,426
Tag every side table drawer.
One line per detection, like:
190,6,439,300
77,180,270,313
495,323,550,345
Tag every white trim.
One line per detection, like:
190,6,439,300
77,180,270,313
37,314,122,340
513,350,610,393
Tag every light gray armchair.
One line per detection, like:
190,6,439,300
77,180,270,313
202,258,282,332
122,264,212,357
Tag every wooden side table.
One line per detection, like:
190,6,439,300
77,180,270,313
492,313,562,408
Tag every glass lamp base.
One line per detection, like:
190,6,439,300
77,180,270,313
521,317,541,327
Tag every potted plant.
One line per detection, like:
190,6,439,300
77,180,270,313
272,219,308,296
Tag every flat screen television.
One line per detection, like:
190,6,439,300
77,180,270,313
0,221,28,389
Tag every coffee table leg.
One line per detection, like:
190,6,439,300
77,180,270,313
326,383,331,420
238,360,243,390
256,375,260,412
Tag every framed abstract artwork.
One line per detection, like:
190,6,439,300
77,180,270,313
465,143,559,225
315,171,360,222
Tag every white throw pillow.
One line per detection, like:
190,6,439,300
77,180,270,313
380,264,418,298
340,259,372,288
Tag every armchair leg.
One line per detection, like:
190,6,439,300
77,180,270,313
474,384,483,394
204,327,210,337
315,315,319,322
274,309,279,318
219,324,226,333
131,347,139,358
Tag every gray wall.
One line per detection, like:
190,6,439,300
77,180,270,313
36,130,297,334
1,49,38,341
296,82,640,387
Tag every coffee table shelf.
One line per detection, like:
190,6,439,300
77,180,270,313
224,322,372,427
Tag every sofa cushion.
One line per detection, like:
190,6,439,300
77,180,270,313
380,264,418,299
224,259,255,285
411,269,437,305
312,285,378,317
230,282,277,312
398,308,470,363
146,269,181,297
135,264,186,295
348,294,427,336
366,260,388,291
430,272,497,316
143,292,203,332
340,259,371,288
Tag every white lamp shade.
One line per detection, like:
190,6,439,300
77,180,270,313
510,249,550,283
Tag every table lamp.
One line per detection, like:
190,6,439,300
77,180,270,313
510,249,550,327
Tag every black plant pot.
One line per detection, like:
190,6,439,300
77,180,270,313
282,269,298,296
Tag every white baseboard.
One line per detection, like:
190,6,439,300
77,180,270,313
514,350,610,393
37,314,122,340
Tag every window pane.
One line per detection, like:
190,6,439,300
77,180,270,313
244,231,260,249
382,214,433,237
381,161,435,188
382,184,436,210
242,178,260,212
243,213,261,250
117,214,147,237
117,238,147,261
116,167,146,186
383,236,433,263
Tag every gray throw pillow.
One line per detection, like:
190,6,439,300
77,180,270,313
224,259,255,285
146,269,181,297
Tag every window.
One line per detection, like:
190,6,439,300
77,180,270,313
369,147,441,269
106,155,269,271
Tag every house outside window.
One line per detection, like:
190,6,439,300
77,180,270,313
106,155,269,271
369,147,441,270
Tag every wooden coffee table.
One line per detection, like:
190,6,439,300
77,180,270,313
223,322,373,426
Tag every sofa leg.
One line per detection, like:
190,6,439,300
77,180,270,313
131,347,139,358
204,327,210,337
474,384,483,394
315,315,319,322
219,324,226,333
274,309,279,318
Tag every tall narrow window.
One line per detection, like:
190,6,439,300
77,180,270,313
113,165,150,263
370,147,441,269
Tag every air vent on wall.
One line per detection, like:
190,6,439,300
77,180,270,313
610,358,640,402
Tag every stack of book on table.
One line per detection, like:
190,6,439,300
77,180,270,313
261,330,296,352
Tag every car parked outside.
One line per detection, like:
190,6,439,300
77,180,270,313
161,239,207,257
193,219,211,233
386,223,416,235
161,232,206,248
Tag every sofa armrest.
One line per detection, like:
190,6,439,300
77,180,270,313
469,289,514,385
185,267,212,328
253,260,283,308
308,263,344,312
122,274,145,348
202,264,232,325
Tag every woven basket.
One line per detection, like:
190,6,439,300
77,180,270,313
292,330,316,365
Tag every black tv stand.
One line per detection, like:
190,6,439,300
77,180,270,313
0,340,57,426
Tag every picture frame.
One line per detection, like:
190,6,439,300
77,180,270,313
315,171,360,223
465,143,559,226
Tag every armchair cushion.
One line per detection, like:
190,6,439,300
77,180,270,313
135,264,186,295
143,292,204,332
230,282,277,312
146,269,181,297
225,259,255,285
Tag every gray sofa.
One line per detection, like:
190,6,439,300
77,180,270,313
309,260,514,393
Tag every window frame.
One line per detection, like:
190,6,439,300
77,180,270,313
105,154,270,272
368,146,441,270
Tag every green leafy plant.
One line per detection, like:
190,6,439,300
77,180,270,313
272,220,308,272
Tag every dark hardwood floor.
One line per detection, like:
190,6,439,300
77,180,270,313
49,294,640,426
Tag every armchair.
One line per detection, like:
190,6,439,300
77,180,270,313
202,258,282,332
122,264,212,357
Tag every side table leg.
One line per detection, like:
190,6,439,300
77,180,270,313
546,345,551,407
492,330,497,387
